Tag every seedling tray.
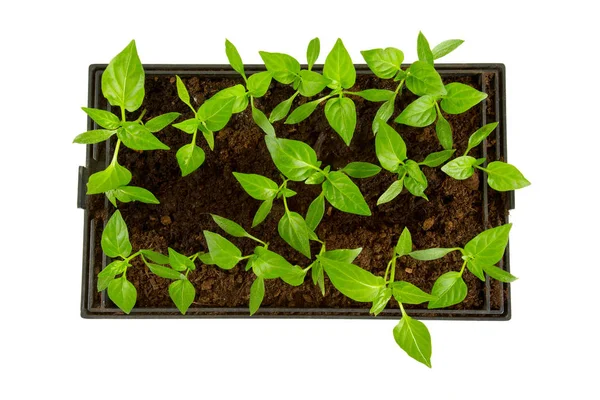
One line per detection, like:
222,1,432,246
79,63,512,320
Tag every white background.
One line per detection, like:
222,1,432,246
1,0,598,398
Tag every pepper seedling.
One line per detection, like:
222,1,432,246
375,120,455,203
172,75,235,176
73,40,180,202
441,122,531,191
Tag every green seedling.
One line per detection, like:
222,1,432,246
441,122,531,191
375,121,455,203
74,40,179,202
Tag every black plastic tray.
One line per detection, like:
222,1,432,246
79,63,513,319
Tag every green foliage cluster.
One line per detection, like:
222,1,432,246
75,34,530,367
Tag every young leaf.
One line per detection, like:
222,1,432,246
375,122,407,171
270,93,298,123
82,107,121,130
249,277,265,315
285,99,321,124
145,112,180,133
101,40,145,112
441,83,487,114
298,70,331,97
391,281,434,304
176,143,205,177
118,123,169,151
147,263,184,280
351,89,395,102
482,264,518,283
278,212,312,258
108,276,137,314
372,97,396,134
409,248,457,261
107,186,159,205
169,279,195,315
393,315,432,368
464,223,512,267
325,97,356,146
168,248,195,271
377,179,404,205
311,261,325,295
318,256,385,302
211,84,248,113
323,171,371,216
306,192,325,232
252,247,295,279
419,150,456,168
432,39,464,59
252,199,273,228
265,136,319,181
73,129,116,144
321,248,363,264
211,214,251,238
259,52,300,84
307,37,320,70
435,113,453,150
199,125,215,150
247,71,273,98
405,160,427,186
197,97,235,131
370,287,392,316
173,118,200,134
251,105,275,136
87,162,132,194
486,162,531,191
280,265,307,286
101,210,132,258
225,39,245,79
466,122,499,153
341,162,381,178
361,48,404,79
405,61,446,96
97,260,127,291
441,156,478,180
233,172,278,200
175,75,193,111
140,250,170,265
203,230,242,270
428,271,468,309
396,227,412,257
395,95,437,127
466,260,486,281
417,32,434,65
323,38,356,89
305,170,327,185
405,176,428,199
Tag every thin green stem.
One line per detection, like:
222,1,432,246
395,80,405,94
135,109,147,123
459,259,468,276
120,106,126,122
390,257,397,284
189,252,201,263
110,139,122,165
398,301,407,317
474,165,488,172
247,235,268,247
383,258,394,283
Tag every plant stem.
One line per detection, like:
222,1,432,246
384,258,393,283
390,257,397,284
110,139,122,165
398,301,407,317
135,109,147,123
395,79,405,94
120,106,126,122
459,259,468,276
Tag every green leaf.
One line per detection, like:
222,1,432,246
197,97,235,131
441,156,478,180
466,260,485,281
145,112,180,133
101,210,132,258
269,93,298,123
211,214,251,238
101,40,145,112
482,264,518,283
395,95,437,127
370,287,392,316
225,39,245,78
393,315,432,368
396,227,412,257
203,231,242,270
372,98,396,134
417,32,434,65
251,105,275,136
351,89,395,102
279,212,311,258
404,176,428,199
173,118,199,134
377,179,404,205
211,84,248,113
280,188,297,197
375,122,407,171
176,143,205,177
307,38,320,70
259,52,300,84
280,265,307,286
409,248,457,261
306,170,326,185
249,277,265,315
441,83,487,114
107,186,159,205
323,171,371,216
247,71,272,98
298,70,331,97
486,162,531,191
82,107,120,129
323,38,355,89
419,150,456,168
233,172,278,200
318,256,385,302
169,279,195,314
73,129,116,144
118,123,169,151
108,276,137,314
391,281,434,304
175,75,193,111
405,160,427,186
198,252,214,265
147,263,184,280
464,223,512,267
97,260,127,291
252,247,294,279
428,271,468,309
252,199,273,228
466,122,499,153
140,250,170,265
325,97,356,146
87,162,132,195
265,136,319,181
168,247,195,271
285,99,321,124
405,61,446,96
306,192,325,232
321,248,362,264
435,113,453,150
432,39,464,59
361,48,404,79
199,124,215,150
311,261,325,295
342,162,381,178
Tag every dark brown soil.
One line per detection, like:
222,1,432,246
88,69,507,314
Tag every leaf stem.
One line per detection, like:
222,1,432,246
120,106,126,122
135,109,147,123
395,80,405,94
384,258,393,283
459,259,468,276
398,301,407,317
110,139,122,166
390,257,397,284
